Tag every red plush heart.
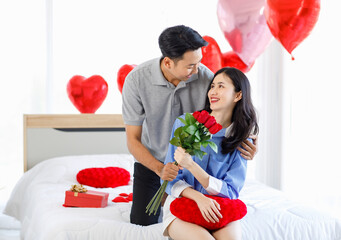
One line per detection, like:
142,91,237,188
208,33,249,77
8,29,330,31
117,64,136,93
67,75,108,113
77,167,130,188
170,195,247,230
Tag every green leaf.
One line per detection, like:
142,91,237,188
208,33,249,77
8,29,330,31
201,141,210,148
194,149,204,160
186,149,195,155
179,131,188,144
194,130,201,141
169,137,180,146
178,117,187,125
208,141,218,153
174,127,182,138
184,124,198,135
192,142,201,150
201,135,211,141
185,112,197,125
182,142,192,149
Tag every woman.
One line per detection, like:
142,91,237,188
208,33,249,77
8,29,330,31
162,67,259,240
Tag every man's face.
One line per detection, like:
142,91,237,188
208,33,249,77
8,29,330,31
169,48,203,82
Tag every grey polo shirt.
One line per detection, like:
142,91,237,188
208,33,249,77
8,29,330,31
122,57,214,163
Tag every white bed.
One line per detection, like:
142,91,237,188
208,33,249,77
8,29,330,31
3,114,341,240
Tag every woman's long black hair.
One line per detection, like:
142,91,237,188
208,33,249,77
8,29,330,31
203,67,259,154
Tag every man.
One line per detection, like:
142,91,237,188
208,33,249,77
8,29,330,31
122,25,257,226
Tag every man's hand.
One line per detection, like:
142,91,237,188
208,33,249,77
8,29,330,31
160,162,180,181
237,135,258,160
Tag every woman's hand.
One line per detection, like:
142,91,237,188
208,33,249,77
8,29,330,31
195,194,222,223
174,147,194,169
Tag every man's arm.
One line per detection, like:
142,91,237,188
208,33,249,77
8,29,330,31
125,124,179,181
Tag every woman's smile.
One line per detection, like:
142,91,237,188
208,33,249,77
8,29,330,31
210,97,220,103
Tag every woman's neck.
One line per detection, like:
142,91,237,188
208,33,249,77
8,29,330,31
210,111,232,129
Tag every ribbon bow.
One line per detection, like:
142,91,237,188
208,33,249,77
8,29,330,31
70,184,87,193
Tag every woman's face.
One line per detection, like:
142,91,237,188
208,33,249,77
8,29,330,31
208,73,241,112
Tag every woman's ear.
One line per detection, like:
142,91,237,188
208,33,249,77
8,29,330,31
234,91,242,103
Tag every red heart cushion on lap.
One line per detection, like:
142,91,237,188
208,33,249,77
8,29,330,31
170,195,247,230
77,167,130,188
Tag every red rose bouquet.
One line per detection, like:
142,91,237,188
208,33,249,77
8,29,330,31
146,110,222,215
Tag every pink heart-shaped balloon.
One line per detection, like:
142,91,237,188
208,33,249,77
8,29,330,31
217,0,273,66
67,75,108,113
264,0,320,57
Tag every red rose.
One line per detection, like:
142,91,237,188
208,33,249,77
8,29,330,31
192,111,200,120
204,116,216,129
209,123,223,134
197,110,210,124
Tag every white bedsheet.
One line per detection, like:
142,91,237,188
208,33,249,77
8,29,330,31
4,154,341,240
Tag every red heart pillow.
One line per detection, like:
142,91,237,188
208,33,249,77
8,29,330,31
170,195,247,230
77,167,130,188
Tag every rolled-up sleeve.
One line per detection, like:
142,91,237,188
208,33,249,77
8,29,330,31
217,149,247,199
170,180,192,198
205,176,223,195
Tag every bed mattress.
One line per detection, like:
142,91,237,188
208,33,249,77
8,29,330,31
4,154,341,240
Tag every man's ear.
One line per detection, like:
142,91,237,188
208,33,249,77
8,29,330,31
163,57,173,69
234,91,242,103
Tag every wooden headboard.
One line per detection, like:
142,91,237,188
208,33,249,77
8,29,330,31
23,114,129,172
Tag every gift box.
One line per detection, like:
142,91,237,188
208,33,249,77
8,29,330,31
64,190,109,208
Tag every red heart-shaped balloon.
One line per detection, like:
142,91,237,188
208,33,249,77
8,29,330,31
222,51,254,73
265,0,321,56
117,64,136,93
201,36,223,73
67,75,108,113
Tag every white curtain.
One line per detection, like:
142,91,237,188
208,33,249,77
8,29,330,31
280,1,341,218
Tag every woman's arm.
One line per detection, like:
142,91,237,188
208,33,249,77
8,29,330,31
174,147,210,188
174,145,248,199
180,187,222,223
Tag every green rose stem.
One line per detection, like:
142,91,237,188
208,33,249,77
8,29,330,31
146,161,178,216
